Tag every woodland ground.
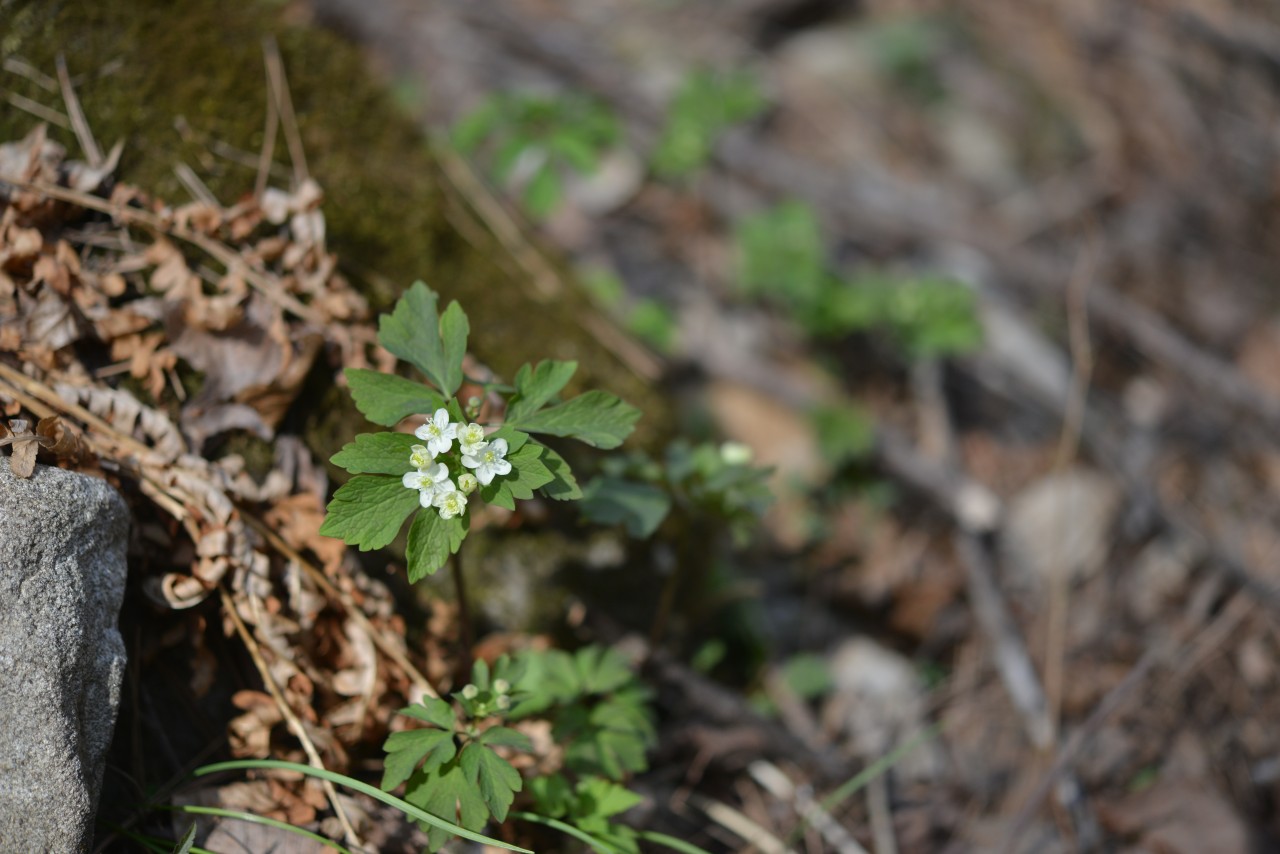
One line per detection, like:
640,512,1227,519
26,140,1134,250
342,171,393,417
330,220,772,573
4,0,1280,852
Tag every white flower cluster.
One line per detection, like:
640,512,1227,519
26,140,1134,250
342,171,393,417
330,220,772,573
402,408,512,519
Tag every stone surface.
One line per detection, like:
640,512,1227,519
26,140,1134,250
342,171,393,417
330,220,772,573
0,458,129,853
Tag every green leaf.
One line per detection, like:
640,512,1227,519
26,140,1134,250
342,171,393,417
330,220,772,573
486,425,529,452
507,390,640,449
171,822,196,854
580,476,672,538
528,774,574,818
507,360,578,422
524,164,562,220
329,432,420,475
461,742,523,823
400,697,458,731
378,281,442,388
536,443,582,500
478,727,533,751
452,100,501,152
406,510,468,582
479,440,555,510
382,728,457,791
438,301,469,397
320,475,419,551
378,281,468,396
574,645,635,695
405,759,490,853
577,777,643,820
345,368,444,427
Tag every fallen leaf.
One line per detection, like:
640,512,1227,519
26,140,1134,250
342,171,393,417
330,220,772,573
6,418,38,477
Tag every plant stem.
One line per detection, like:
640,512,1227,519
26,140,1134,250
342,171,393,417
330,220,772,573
451,555,474,675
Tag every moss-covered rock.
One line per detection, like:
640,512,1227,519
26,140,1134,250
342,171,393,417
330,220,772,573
1,0,669,450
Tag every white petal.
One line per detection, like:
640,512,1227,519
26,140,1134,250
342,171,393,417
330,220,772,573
461,453,481,470
489,438,509,457
402,471,426,489
492,459,512,477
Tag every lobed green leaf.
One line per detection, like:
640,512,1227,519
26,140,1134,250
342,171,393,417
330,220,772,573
382,728,457,792
438,301,470,397
404,760,490,853
536,443,582,501
320,476,419,551
345,368,445,427
506,359,578,422
406,510,468,582
579,476,672,538
378,282,468,397
400,697,458,731
461,743,523,823
506,390,640,449
330,432,420,476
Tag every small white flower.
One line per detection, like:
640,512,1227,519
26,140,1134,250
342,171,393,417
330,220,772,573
408,443,433,470
457,472,479,495
461,684,479,700
496,694,511,711
403,463,453,508
462,437,512,486
433,488,468,519
493,679,510,694
414,408,457,457
458,422,487,456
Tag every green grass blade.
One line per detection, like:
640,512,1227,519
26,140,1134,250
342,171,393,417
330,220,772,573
159,805,354,854
510,810,623,853
788,724,939,844
638,830,717,854
194,759,532,853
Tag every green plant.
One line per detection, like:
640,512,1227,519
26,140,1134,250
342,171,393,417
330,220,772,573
580,439,773,544
382,658,534,851
734,201,983,357
319,280,639,582
452,91,621,219
651,68,767,179
381,645,678,852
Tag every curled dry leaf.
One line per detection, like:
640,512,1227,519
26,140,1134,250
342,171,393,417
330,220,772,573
35,415,90,466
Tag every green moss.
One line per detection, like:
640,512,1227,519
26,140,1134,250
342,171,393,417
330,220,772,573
2,0,670,456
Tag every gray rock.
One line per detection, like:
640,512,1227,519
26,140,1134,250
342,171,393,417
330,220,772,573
0,458,129,853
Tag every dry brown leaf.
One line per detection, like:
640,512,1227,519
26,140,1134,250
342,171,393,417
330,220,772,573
35,415,89,465
145,239,197,295
264,492,346,573
6,418,38,477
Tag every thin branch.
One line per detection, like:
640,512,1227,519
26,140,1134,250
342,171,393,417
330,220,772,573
262,36,308,186
4,91,71,128
55,53,102,167
255,45,280,199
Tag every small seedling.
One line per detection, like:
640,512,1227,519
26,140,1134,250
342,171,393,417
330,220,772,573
452,91,621,219
651,68,767,180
